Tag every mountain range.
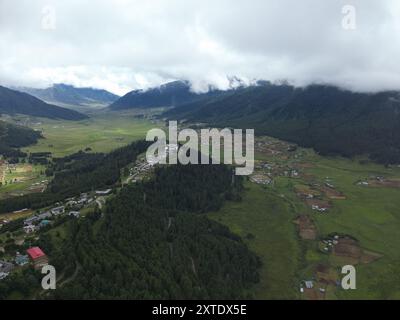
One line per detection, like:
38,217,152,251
19,83,119,107
108,80,225,110
3,78,400,164
0,86,88,120
164,83,400,164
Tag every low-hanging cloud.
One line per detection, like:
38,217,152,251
1,0,400,95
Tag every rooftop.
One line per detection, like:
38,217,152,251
27,247,46,259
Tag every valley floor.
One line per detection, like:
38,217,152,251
9,112,157,157
1,114,400,299
210,137,400,299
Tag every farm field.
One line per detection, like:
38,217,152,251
210,136,400,300
0,163,47,200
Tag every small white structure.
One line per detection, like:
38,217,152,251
68,211,80,218
37,212,52,220
0,272,9,280
23,225,36,234
24,216,39,226
51,206,65,216
95,189,112,196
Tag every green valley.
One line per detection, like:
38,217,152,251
209,136,400,299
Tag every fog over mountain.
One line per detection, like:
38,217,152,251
1,0,400,95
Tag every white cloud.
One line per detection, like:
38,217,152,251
1,0,400,94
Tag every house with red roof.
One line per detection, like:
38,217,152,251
26,247,48,270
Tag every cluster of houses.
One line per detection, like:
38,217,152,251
299,279,327,294
0,260,13,280
0,189,114,281
23,206,66,233
311,204,329,213
254,162,274,172
251,161,301,185
321,235,340,252
21,189,113,234
357,176,385,187
0,246,48,280
128,156,159,182
284,169,299,178
66,192,94,208
28,179,48,192
250,174,273,185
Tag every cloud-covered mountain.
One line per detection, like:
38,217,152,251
108,80,224,110
165,83,400,164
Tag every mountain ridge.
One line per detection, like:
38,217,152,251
108,80,227,110
18,83,119,107
0,85,88,120
164,83,400,164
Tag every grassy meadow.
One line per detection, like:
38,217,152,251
210,140,400,299
22,113,157,157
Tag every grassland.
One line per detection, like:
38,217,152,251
304,154,400,299
208,181,301,299
0,111,159,202
209,137,400,300
21,112,157,157
0,163,47,200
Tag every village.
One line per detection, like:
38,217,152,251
0,149,160,282
0,188,113,280
249,137,346,213
249,136,390,300
1,133,399,298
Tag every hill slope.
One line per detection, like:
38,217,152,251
0,86,88,120
50,164,259,299
109,80,222,110
165,84,400,164
19,83,119,107
0,120,42,157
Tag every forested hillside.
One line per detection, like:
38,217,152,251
0,86,88,120
109,80,224,110
165,84,400,164
0,120,42,158
47,164,259,299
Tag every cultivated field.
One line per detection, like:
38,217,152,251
0,163,47,200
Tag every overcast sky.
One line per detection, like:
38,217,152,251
1,0,400,95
